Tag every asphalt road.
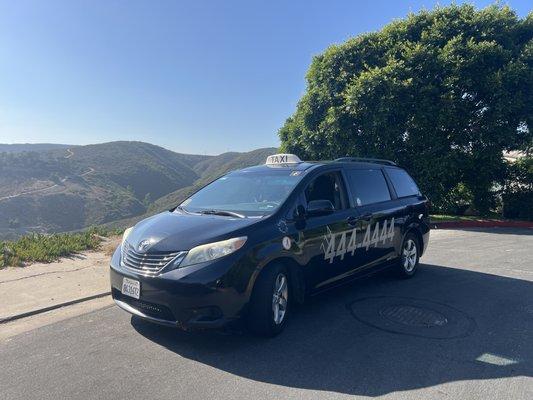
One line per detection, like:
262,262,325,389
1,228,532,400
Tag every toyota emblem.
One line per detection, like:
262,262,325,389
137,239,152,253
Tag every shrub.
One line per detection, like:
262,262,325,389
0,228,116,268
502,190,533,220
502,156,533,220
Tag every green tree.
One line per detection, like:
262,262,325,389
502,155,533,219
279,4,532,214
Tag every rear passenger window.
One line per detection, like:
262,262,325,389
386,168,420,198
304,171,347,210
346,169,391,206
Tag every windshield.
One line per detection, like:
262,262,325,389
178,169,304,216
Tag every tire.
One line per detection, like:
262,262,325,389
397,232,420,278
247,263,290,337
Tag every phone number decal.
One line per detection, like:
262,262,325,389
320,218,395,264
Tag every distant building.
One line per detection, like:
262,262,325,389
503,151,526,163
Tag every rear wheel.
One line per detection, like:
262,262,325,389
247,263,289,337
398,233,419,278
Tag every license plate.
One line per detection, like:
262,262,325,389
121,277,140,299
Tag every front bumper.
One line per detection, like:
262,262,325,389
109,248,249,330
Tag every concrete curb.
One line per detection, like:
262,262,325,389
0,291,111,324
432,220,533,229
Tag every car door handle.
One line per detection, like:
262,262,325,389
359,212,372,221
347,216,358,226
347,213,371,226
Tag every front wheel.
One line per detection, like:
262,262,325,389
247,263,289,337
397,233,420,278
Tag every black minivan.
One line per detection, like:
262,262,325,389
110,154,430,336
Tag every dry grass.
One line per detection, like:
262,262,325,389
101,235,122,257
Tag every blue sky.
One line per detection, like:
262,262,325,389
0,1,530,155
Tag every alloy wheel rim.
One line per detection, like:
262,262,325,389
402,239,417,272
272,273,288,325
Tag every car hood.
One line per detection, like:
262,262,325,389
126,210,261,252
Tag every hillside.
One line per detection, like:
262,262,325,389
0,142,276,238
47,141,206,199
103,147,277,231
0,142,209,238
148,147,277,212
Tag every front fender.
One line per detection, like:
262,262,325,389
244,234,306,302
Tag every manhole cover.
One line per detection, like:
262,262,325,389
379,305,448,327
348,296,475,339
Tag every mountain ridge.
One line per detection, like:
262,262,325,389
0,141,277,239
0,143,74,153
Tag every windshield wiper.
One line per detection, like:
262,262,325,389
198,209,245,218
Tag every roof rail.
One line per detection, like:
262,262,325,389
334,157,397,166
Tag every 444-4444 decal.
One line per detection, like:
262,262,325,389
321,218,395,264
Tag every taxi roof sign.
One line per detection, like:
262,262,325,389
265,154,302,166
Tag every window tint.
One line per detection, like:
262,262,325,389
346,169,391,206
305,172,346,210
386,168,420,198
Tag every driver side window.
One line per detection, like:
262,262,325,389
304,171,347,211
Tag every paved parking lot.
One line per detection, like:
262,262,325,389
1,228,532,400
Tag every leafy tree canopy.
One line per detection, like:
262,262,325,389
279,4,532,213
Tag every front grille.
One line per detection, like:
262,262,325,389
121,241,185,275
113,289,175,321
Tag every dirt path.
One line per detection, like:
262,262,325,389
80,167,95,177
0,236,120,320
0,183,60,201
64,148,74,159
0,236,120,339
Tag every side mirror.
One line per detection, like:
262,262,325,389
294,204,307,221
306,200,335,216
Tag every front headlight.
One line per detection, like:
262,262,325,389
120,227,134,266
122,226,134,246
179,236,247,268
